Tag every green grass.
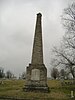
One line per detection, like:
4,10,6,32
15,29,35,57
0,79,75,100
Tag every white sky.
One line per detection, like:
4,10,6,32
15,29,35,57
0,0,74,77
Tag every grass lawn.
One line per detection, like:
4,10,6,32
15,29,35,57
0,79,75,100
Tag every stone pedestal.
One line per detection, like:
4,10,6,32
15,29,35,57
23,64,49,92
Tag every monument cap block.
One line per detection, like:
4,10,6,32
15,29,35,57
37,13,42,17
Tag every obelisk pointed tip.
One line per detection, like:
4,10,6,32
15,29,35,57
37,13,42,17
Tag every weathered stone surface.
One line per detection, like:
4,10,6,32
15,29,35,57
31,13,43,64
31,69,40,80
23,13,49,92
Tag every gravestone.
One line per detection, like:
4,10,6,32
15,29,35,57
23,13,49,92
71,91,74,98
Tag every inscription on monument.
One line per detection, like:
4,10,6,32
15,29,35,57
31,69,40,80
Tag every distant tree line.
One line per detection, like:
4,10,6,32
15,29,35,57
51,67,73,79
0,67,16,79
0,67,26,80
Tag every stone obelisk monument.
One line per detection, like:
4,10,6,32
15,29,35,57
24,13,49,92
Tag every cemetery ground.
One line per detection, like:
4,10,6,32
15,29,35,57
0,79,75,100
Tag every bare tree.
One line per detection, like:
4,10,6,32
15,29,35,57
0,67,5,78
51,68,59,79
60,69,66,79
51,2,75,79
6,70,13,79
62,2,75,50
51,45,75,78
62,2,75,34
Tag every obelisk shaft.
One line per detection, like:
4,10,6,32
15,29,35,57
31,13,43,64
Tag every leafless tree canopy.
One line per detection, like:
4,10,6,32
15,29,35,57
62,2,75,34
51,2,75,78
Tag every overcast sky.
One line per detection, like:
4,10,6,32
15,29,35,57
0,0,74,77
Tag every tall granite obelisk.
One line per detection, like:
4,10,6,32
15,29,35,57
24,13,49,92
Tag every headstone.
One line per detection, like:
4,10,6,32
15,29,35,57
71,91,74,98
23,13,49,92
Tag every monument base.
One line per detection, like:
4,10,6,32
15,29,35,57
23,85,49,93
23,63,49,93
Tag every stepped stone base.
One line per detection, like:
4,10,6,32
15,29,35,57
23,85,49,92
23,63,49,93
